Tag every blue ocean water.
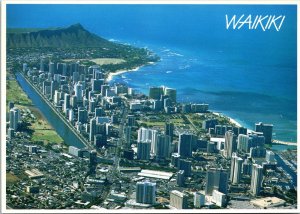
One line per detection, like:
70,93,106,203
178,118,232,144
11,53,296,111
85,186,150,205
7,5,297,142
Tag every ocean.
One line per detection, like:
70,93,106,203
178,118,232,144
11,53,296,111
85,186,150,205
7,4,297,142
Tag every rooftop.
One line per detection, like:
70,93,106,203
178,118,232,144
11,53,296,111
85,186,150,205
137,169,173,180
250,197,285,208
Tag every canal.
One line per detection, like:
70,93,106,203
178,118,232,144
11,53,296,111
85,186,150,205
16,73,86,149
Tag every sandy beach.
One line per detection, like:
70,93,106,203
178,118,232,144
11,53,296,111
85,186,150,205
106,62,155,82
212,112,243,128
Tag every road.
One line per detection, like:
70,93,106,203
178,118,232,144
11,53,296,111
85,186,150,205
115,102,128,166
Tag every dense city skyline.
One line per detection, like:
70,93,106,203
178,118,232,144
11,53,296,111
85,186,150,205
3,3,298,213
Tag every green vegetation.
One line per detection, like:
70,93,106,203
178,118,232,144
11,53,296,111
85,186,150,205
139,118,185,128
7,27,60,34
7,23,159,75
28,108,63,145
31,129,63,145
138,121,165,127
6,72,63,146
6,78,32,106
90,58,126,65
6,173,20,184
7,24,112,48
63,58,126,64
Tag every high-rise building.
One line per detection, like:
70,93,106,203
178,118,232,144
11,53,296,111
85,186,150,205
165,122,174,142
72,71,79,83
250,146,266,158
63,93,70,113
153,99,163,111
89,98,96,113
177,170,185,187
224,131,237,159
214,125,233,136
49,62,55,76
50,81,58,99
136,181,156,204
242,158,252,176
230,153,243,184
101,84,109,96
94,134,107,148
54,90,61,105
75,82,83,102
127,115,135,126
137,127,158,153
137,127,152,142
137,141,151,160
69,109,74,122
78,107,87,123
57,62,67,75
9,107,20,131
255,122,273,144
23,63,28,72
89,150,97,175
8,101,14,110
69,146,83,157
92,79,104,92
123,149,134,160
207,142,216,153
171,153,181,167
124,126,132,149
182,103,192,113
237,133,265,153
170,190,188,209
266,150,275,163
212,190,226,207
42,81,51,95
194,192,205,208
178,159,192,177
40,58,45,72
191,103,209,113
163,98,172,109
178,133,193,158
115,84,128,95
89,118,96,142
156,134,171,159
95,107,104,117
7,128,14,139
70,95,77,108
205,168,228,195
164,87,177,103
92,67,103,79
202,119,218,130
250,164,263,196
149,86,164,100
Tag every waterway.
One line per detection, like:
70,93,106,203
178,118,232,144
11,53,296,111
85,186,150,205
16,73,297,187
16,73,85,149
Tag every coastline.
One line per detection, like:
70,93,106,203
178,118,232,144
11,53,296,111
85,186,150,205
212,112,243,128
212,112,297,147
106,60,296,148
106,62,155,82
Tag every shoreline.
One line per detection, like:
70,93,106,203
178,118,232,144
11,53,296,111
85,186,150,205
106,62,155,82
212,112,243,128
212,112,297,146
105,61,297,147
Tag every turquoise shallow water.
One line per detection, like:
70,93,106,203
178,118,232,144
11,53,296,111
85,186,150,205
110,42,297,143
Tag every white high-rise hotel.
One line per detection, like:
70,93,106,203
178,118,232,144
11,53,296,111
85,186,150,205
250,164,263,196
